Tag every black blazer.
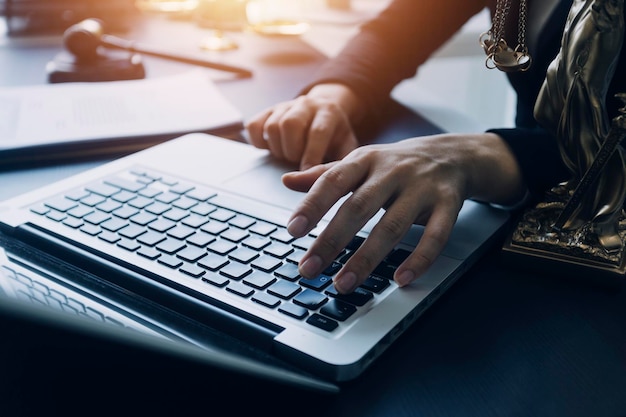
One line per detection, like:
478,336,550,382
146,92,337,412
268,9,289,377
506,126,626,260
306,0,626,204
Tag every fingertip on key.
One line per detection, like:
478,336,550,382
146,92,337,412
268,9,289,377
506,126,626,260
395,269,415,287
287,214,309,237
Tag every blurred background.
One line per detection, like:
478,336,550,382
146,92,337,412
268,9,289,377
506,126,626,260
0,0,515,132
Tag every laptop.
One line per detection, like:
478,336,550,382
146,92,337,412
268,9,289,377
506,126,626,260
0,233,340,398
0,133,510,384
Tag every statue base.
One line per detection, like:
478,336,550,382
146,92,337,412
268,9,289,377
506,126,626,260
502,201,626,288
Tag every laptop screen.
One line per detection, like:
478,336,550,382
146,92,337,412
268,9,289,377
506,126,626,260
0,232,339,412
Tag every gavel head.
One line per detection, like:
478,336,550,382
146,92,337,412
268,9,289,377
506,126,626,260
63,19,105,61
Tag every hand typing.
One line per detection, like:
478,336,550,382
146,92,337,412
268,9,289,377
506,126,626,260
282,133,524,293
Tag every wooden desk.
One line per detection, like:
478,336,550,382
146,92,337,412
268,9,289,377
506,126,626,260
2,13,626,417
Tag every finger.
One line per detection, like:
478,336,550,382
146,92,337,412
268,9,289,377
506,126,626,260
299,108,340,170
297,174,392,281
286,157,367,238
394,204,457,287
245,109,272,150
263,104,294,160
278,101,314,164
333,194,414,293
281,163,333,193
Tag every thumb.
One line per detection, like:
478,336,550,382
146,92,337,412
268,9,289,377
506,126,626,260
281,163,334,192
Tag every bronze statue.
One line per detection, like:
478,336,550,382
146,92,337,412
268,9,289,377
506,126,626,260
505,0,626,277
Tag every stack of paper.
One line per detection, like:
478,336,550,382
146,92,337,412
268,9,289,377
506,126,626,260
0,70,243,167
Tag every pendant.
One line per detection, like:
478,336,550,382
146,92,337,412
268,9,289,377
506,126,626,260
480,32,532,73
493,44,532,72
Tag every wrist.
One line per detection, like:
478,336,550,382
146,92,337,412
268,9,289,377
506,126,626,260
470,132,526,205
307,83,365,125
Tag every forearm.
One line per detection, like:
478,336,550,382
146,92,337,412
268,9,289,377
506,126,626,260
306,0,488,122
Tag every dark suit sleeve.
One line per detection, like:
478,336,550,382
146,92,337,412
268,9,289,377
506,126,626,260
487,127,569,202
302,0,488,124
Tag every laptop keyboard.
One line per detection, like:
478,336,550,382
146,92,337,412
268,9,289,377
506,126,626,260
28,167,410,333
1,262,156,335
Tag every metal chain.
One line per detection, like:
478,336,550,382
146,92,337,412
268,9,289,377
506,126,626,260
481,0,531,72
516,0,529,54
492,0,512,46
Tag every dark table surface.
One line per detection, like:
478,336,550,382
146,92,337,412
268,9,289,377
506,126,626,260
1,11,626,417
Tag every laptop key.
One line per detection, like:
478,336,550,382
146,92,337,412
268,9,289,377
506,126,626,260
117,238,141,252
293,289,328,310
299,274,333,291
186,187,217,202
229,246,259,264
138,231,166,246
207,239,237,255
209,208,236,222
323,261,342,276
306,314,338,332
119,224,146,239
386,248,412,266
250,255,282,272
320,299,356,322
130,212,158,226
46,211,67,222
361,275,390,293
67,205,94,218
85,183,120,197
167,225,196,240
176,246,207,263
98,231,120,244
158,254,183,269
268,280,301,299
346,236,365,250
249,222,277,236
226,281,254,298
278,303,308,320
252,291,281,308
372,262,396,281
30,204,50,215
156,238,186,255
274,262,300,281
80,224,101,236
104,176,146,193
242,270,276,289
137,247,161,260
229,215,256,229
186,232,215,247
220,262,253,280
81,194,107,207
62,217,83,229
112,205,139,219
197,253,229,271
264,242,293,259
326,286,373,307
180,263,206,278
137,186,161,199
84,211,111,225
292,235,316,250
202,272,229,287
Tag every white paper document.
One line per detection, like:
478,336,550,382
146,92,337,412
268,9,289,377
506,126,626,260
0,70,243,155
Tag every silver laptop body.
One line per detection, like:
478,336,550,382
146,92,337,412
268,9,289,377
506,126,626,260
0,133,509,381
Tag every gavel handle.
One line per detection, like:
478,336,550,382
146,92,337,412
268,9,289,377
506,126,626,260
100,34,253,78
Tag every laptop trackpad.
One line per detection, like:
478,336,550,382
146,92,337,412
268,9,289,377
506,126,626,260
220,158,306,211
